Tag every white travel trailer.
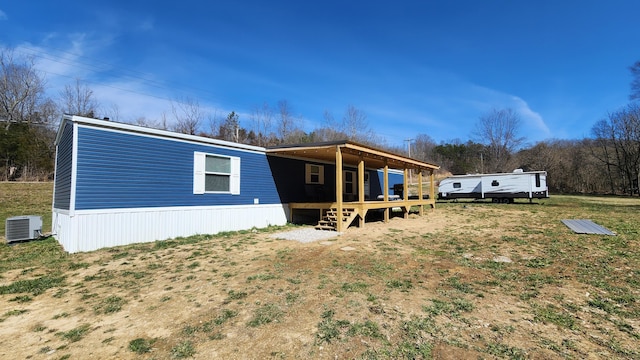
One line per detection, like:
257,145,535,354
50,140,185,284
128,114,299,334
438,170,549,203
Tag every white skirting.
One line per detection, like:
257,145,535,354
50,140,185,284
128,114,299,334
52,204,288,253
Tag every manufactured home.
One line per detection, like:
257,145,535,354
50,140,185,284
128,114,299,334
52,115,439,252
438,170,548,203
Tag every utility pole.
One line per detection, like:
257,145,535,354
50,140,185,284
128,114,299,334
404,139,413,158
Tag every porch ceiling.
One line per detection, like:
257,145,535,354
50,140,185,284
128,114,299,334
267,140,439,171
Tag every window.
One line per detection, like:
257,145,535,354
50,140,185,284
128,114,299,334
193,152,240,194
453,182,462,189
305,163,324,184
535,173,541,187
491,180,499,186
344,171,355,195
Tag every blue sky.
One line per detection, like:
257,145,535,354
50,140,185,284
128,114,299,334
1,1,638,148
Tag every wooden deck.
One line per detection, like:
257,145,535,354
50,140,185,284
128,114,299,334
289,197,436,229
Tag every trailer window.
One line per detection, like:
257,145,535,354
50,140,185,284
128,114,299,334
535,173,541,187
453,182,461,189
491,180,499,186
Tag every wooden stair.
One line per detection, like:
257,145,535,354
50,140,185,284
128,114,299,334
315,208,357,231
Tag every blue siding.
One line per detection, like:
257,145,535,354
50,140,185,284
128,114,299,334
53,122,74,210
74,126,280,210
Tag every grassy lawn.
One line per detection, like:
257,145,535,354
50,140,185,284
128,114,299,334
1,182,639,359
0,182,53,237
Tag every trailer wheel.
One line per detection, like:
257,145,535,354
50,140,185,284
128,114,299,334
492,198,499,203
501,198,510,204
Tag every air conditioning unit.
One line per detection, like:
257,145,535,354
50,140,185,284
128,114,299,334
5,215,43,243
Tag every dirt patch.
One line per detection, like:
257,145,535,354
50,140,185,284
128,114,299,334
269,228,342,243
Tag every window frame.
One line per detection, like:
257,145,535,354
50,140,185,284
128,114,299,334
193,152,240,195
343,170,356,195
305,163,324,185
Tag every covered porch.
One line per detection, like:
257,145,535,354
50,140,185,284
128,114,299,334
267,141,440,231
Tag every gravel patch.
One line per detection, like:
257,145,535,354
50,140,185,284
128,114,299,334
270,228,341,243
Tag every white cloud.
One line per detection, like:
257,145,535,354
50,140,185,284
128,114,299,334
13,38,170,123
93,83,171,120
460,84,551,139
351,75,554,146
510,96,551,136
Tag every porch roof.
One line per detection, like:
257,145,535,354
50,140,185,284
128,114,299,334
267,140,440,171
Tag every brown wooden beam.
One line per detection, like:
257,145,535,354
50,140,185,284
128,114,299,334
358,157,365,227
335,146,343,232
403,168,409,219
418,171,424,216
383,163,389,222
430,169,436,209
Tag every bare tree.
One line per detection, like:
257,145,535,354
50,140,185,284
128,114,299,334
473,108,525,172
340,105,384,146
591,103,640,195
132,116,162,129
309,110,347,142
170,98,205,135
250,102,274,146
412,134,437,163
315,105,378,145
59,78,100,117
38,98,61,130
0,48,57,180
0,49,48,129
276,100,296,142
590,119,619,193
342,104,368,140
104,103,121,122
205,110,223,138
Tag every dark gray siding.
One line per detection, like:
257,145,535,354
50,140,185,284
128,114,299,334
267,156,401,203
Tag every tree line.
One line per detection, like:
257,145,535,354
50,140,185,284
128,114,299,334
2,47,639,196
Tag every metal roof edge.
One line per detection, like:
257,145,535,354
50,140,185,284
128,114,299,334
57,115,267,153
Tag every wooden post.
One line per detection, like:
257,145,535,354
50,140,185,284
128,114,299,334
403,168,409,219
418,171,424,216
383,163,389,222
430,169,436,209
357,157,365,227
335,146,343,232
